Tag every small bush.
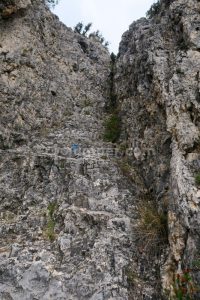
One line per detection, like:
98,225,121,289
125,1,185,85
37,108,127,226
83,99,92,107
146,1,161,18
44,202,57,242
89,30,109,48
173,269,196,300
195,173,200,186
136,200,168,256
46,0,59,8
46,219,56,241
125,267,138,286
117,159,146,188
176,68,184,75
103,113,121,143
100,155,108,160
74,22,109,48
47,202,57,218
106,52,117,111
110,52,116,64
178,38,189,51
74,22,84,34
119,160,133,179
84,111,90,115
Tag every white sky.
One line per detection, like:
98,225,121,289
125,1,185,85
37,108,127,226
53,0,155,53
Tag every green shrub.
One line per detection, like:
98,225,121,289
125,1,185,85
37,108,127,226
100,155,108,160
117,159,145,187
136,200,168,256
47,202,57,218
46,0,59,8
89,30,109,47
74,22,84,34
74,22,109,47
110,52,116,64
84,111,90,115
176,68,184,75
173,269,195,300
178,38,189,51
195,173,200,186
119,161,132,179
125,267,138,286
44,202,57,241
105,52,117,112
82,23,92,36
146,1,161,18
46,219,56,241
103,113,121,143
83,99,92,107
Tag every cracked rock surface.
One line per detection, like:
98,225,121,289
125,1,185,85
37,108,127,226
115,0,200,298
0,0,136,299
1,0,200,299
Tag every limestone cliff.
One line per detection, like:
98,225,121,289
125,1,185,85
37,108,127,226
0,1,135,299
116,0,200,298
0,0,200,299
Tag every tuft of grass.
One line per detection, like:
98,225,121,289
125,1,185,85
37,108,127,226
84,111,90,115
46,219,56,242
136,200,168,256
192,259,200,270
100,155,108,160
178,38,189,51
103,113,121,143
119,143,127,152
47,202,57,218
173,269,196,300
83,99,92,107
195,173,200,186
117,159,145,187
44,202,58,242
125,267,138,287
118,160,135,182
176,68,184,75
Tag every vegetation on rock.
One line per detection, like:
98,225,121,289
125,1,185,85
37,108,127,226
136,199,168,256
74,22,109,47
103,112,121,143
173,269,196,300
44,202,57,242
74,22,92,36
146,0,161,18
195,173,200,186
46,0,59,8
108,52,117,110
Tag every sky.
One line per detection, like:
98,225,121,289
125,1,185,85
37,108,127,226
53,0,155,53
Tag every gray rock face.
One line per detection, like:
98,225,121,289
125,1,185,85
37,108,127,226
116,0,200,298
1,0,200,299
0,0,136,299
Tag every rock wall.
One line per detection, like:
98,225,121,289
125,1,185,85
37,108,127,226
115,0,200,298
0,0,136,299
1,0,200,299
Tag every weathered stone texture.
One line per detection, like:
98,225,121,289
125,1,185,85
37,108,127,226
1,0,200,299
116,0,200,298
0,0,136,299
